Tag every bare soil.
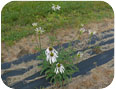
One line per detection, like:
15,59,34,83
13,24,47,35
62,59,114,89
1,18,114,63
1,18,114,89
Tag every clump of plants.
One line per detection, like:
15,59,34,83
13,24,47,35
32,4,97,88
38,46,78,87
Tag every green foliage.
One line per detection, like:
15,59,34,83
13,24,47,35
1,1,114,46
37,47,78,86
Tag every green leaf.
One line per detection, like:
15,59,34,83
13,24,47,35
46,73,54,80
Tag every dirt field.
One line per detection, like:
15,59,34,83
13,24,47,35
1,18,114,89
47,59,114,89
1,19,114,63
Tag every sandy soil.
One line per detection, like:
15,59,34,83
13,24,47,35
46,36,114,89
1,18,114,63
1,18,114,89
62,59,114,89
1,27,114,87
46,58,114,89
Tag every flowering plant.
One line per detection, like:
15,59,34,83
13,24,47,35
52,4,61,11
37,46,78,87
34,4,97,88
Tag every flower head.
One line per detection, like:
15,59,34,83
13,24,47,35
46,52,58,64
52,4,61,11
45,47,58,64
52,4,56,11
77,51,83,58
80,28,86,34
56,5,61,10
81,24,84,27
89,30,96,35
54,63,65,74
35,27,45,34
32,23,37,27
45,47,58,56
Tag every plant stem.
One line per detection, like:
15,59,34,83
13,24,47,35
36,33,40,49
39,34,41,50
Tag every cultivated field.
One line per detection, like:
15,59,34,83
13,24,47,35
1,1,114,89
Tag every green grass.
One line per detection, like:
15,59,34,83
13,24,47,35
1,1,114,46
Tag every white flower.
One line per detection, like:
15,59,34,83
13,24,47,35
46,52,58,64
45,47,58,64
54,63,65,74
89,30,96,35
80,28,86,33
52,4,56,11
52,4,61,11
77,51,83,58
56,5,61,10
32,23,37,27
35,27,44,34
81,24,84,27
45,47,58,56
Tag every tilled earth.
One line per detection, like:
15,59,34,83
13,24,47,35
1,19,114,89
1,19,114,62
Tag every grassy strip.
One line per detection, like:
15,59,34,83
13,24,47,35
1,1,114,46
